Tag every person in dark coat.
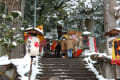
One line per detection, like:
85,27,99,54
47,42,50,52
55,41,61,58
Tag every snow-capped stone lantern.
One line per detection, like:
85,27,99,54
24,27,43,57
82,27,91,49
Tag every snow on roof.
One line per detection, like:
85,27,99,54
25,27,43,35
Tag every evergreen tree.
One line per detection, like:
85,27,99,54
0,11,24,56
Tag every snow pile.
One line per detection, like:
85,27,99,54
0,56,10,65
82,51,113,80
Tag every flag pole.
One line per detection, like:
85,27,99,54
28,57,33,80
34,0,37,29
114,64,117,80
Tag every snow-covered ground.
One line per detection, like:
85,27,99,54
0,51,114,80
0,54,39,80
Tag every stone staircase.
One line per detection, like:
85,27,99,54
36,56,98,80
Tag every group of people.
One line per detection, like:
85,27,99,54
55,34,83,58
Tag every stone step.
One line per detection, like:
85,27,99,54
38,62,86,65
38,58,84,61
36,76,97,80
38,67,90,71
38,60,85,63
38,57,83,59
59,77,97,80
36,73,95,77
36,77,97,80
38,70,93,74
38,67,88,70
38,64,86,68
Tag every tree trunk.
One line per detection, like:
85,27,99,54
103,0,108,53
57,25,63,39
85,18,94,33
104,0,117,55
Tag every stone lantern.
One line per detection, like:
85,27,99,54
82,26,91,49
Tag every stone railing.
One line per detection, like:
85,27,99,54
90,54,120,79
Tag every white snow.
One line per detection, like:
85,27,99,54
36,7,41,10
12,11,22,17
0,54,39,80
116,1,120,4
45,29,58,39
84,0,92,9
63,0,79,16
57,20,64,25
114,6,120,11
83,31,91,35
12,41,17,46
116,18,120,26
13,34,21,39
115,27,120,30
10,16,14,20
52,14,58,18
0,56,10,65
25,27,44,35
0,50,115,80
2,14,6,18
12,28,16,30
83,51,113,80
20,27,24,31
